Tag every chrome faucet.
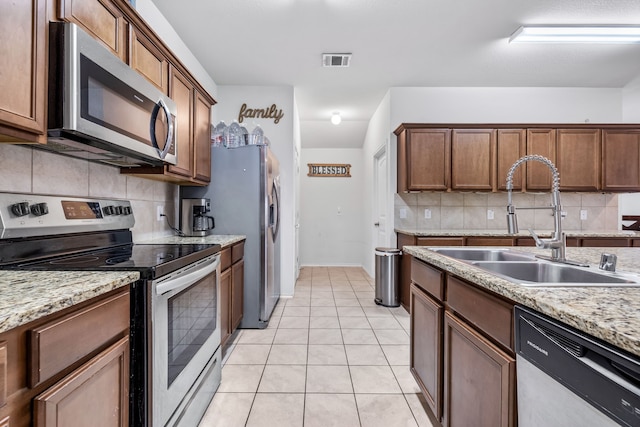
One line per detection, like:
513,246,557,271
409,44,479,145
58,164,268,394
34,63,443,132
506,155,582,265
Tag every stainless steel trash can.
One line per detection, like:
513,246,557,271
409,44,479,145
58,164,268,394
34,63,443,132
374,247,402,307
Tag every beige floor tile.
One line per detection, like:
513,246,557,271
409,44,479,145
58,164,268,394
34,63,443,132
278,316,310,329
356,291,375,299
391,365,422,394
339,316,372,329
345,344,388,365
237,329,276,344
306,365,353,393
382,345,410,365
335,298,362,307
337,306,366,317
218,364,264,392
358,298,379,307
274,328,309,344
397,316,411,331
285,297,311,307
307,344,348,365
375,329,410,345
310,306,338,316
364,306,394,317
225,344,271,365
356,394,418,427
258,365,306,393
304,394,360,427
267,344,308,364
389,306,410,318
266,316,280,329
311,290,334,299
404,393,436,427
198,392,254,427
309,316,340,329
350,365,402,393
333,290,357,298
308,328,344,344
368,316,403,329
342,328,378,345
311,298,336,307
282,306,311,317
246,393,305,427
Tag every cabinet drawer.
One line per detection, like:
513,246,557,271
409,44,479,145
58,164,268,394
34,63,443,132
0,341,5,408
416,237,464,246
220,247,231,271
466,237,515,246
411,258,444,301
446,276,514,351
28,291,129,387
231,241,245,264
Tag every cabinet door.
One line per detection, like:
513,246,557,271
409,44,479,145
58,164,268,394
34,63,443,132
397,233,416,311
33,337,129,427
526,129,556,191
602,130,640,192
451,129,496,191
0,0,47,143
557,129,601,191
220,267,231,347
168,67,194,179
405,129,451,191
443,312,515,427
129,26,168,94
496,129,526,191
59,0,128,61
193,91,212,183
231,259,244,331
410,284,443,421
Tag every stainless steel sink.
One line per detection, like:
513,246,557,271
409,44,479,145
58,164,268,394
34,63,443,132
470,261,640,287
431,248,536,262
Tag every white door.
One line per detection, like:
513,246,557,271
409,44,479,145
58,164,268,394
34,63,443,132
374,145,388,248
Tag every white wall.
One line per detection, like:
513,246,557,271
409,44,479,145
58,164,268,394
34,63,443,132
215,85,297,297
299,148,366,267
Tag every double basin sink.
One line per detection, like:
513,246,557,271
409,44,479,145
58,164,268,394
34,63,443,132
430,248,640,287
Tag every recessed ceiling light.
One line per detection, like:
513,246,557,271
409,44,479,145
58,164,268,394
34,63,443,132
509,25,640,44
331,112,342,125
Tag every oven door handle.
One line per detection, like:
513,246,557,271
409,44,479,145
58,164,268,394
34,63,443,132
156,257,219,296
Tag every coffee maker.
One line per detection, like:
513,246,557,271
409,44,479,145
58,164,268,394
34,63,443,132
180,198,215,236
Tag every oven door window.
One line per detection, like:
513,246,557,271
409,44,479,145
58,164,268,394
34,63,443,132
167,272,217,385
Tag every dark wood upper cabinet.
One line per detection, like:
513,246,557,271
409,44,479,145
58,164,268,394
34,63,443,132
496,129,526,191
129,26,169,94
451,129,496,191
525,128,556,191
556,129,601,191
602,130,640,192
400,129,451,191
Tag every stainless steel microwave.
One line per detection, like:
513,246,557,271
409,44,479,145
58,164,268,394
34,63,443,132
45,22,177,167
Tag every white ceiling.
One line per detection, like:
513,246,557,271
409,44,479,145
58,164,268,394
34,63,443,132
149,0,640,148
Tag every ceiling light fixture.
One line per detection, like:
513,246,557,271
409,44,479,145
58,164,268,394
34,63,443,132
331,112,342,125
509,25,640,44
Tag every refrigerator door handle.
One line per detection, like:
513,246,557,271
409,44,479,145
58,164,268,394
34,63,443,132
270,177,280,239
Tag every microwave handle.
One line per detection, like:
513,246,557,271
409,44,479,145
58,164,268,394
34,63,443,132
150,98,174,160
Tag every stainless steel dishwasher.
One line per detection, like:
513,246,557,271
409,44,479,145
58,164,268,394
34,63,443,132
515,306,640,427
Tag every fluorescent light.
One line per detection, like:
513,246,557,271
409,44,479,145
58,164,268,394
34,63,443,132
331,112,342,125
509,25,640,44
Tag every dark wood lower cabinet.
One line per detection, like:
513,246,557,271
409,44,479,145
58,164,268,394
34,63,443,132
220,267,232,346
410,284,443,419
220,241,245,348
443,312,516,427
34,337,129,427
231,259,244,331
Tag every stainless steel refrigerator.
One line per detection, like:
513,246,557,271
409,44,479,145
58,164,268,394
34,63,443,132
181,145,281,328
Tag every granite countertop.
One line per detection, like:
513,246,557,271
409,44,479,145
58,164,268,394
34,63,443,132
139,234,246,248
0,270,140,334
396,228,640,238
403,245,640,357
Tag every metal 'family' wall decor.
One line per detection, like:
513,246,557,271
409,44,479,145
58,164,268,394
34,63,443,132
238,103,284,124
307,164,352,178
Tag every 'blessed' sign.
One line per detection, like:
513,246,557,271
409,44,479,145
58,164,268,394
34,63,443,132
307,163,352,178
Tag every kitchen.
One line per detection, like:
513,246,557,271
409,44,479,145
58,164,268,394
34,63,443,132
2,0,640,426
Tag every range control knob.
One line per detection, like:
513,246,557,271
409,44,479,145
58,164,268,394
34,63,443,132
123,206,132,215
103,205,115,216
115,206,124,215
10,202,30,217
30,202,49,217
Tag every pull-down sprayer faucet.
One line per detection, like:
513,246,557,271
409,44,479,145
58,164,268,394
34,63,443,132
506,155,573,264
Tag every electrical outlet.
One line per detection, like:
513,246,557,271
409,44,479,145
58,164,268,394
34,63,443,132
157,205,164,221
400,208,407,219
487,209,494,220
580,209,588,220
424,209,432,219
337,206,342,215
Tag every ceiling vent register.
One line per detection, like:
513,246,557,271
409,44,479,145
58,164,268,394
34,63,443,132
322,53,352,67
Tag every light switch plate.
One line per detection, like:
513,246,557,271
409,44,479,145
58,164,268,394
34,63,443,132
400,208,407,219
487,209,494,220
580,209,588,220
424,209,431,219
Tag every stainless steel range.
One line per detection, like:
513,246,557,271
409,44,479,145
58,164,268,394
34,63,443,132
0,193,222,427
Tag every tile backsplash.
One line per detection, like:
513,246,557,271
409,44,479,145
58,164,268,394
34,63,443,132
395,191,619,231
0,144,179,242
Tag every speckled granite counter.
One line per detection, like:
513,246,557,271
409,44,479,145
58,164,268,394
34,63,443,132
0,270,139,333
403,246,640,357
396,228,640,238
139,234,245,248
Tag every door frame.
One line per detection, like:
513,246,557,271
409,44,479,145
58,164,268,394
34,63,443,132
373,143,391,249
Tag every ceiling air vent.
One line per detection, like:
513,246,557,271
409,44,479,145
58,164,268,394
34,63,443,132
322,53,352,67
